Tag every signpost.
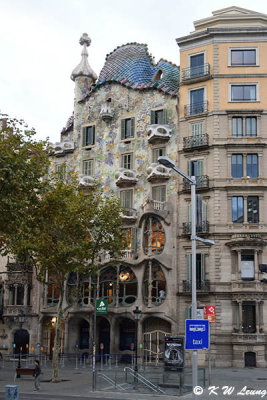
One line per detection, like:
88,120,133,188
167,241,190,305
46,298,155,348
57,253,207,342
185,320,209,350
204,306,215,323
96,299,108,314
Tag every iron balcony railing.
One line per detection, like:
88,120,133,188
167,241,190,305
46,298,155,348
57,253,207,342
182,220,209,234
182,63,210,81
183,133,209,150
183,175,209,191
183,280,210,292
184,101,208,117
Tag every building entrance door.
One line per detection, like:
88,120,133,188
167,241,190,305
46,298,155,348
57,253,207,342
14,329,29,355
144,329,170,364
245,351,256,367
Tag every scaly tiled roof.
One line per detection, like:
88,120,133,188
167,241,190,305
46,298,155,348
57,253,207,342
96,43,179,95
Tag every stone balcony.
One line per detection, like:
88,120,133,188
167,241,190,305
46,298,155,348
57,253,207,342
120,208,138,223
231,280,265,292
147,124,172,144
48,141,75,157
100,103,114,122
115,168,138,187
147,163,171,183
78,174,95,187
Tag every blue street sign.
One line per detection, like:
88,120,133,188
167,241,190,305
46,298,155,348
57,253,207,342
37,343,41,349
185,319,209,350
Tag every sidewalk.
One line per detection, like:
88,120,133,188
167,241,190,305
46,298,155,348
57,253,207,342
1,361,267,399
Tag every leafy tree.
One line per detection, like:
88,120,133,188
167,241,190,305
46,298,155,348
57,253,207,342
15,173,124,382
0,114,49,250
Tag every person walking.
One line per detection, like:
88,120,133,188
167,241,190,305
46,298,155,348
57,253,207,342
33,359,41,391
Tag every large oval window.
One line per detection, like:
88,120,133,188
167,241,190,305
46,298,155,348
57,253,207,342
143,262,166,306
118,266,137,306
143,216,165,255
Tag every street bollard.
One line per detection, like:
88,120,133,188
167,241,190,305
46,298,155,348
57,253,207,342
5,385,19,400
115,354,118,368
108,356,111,369
83,355,86,369
75,353,78,370
105,354,108,367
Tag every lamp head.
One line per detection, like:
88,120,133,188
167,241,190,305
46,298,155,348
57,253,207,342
158,156,175,169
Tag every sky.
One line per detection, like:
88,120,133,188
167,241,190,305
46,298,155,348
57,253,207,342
1,0,267,143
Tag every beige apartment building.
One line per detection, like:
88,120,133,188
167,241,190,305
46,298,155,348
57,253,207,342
177,6,267,367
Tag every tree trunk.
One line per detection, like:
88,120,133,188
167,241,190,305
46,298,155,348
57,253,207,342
52,291,64,382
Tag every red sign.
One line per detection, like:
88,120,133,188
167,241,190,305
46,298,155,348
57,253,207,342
204,306,215,323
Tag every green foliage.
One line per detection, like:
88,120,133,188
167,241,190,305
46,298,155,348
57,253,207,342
0,114,49,247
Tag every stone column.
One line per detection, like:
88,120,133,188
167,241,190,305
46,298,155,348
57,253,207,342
238,301,242,332
64,319,69,353
14,284,17,306
243,197,247,223
109,317,116,354
148,260,152,308
237,250,241,280
115,267,119,307
254,250,259,280
23,284,28,306
255,301,260,333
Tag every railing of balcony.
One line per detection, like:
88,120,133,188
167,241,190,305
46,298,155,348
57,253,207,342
184,101,208,117
182,221,209,234
183,175,209,191
183,280,210,292
183,133,209,150
121,208,137,218
182,63,210,81
152,200,166,211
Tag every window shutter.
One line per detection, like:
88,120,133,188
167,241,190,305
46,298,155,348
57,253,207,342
201,254,206,281
197,160,204,177
188,204,191,223
151,111,156,124
92,126,95,145
186,254,192,282
187,161,192,176
131,227,137,251
186,306,192,319
82,128,86,147
121,120,126,140
131,118,135,138
163,109,168,124
202,202,207,222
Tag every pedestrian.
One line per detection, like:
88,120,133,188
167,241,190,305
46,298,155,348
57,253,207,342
33,359,41,391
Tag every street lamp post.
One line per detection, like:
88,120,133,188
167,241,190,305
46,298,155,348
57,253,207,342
158,156,214,399
17,309,25,378
133,306,141,379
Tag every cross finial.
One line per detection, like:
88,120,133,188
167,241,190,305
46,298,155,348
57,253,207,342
79,33,91,47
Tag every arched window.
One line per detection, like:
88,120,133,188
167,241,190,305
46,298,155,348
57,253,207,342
144,216,165,254
67,272,77,304
78,274,90,306
47,275,60,306
143,262,166,306
118,266,137,306
99,267,116,305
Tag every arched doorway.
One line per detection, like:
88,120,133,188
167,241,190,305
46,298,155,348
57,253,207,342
67,317,89,352
119,318,135,351
14,329,29,355
42,317,64,359
245,351,256,367
98,318,110,354
143,317,171,363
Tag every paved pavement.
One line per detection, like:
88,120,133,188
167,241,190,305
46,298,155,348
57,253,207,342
0,359,267,399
